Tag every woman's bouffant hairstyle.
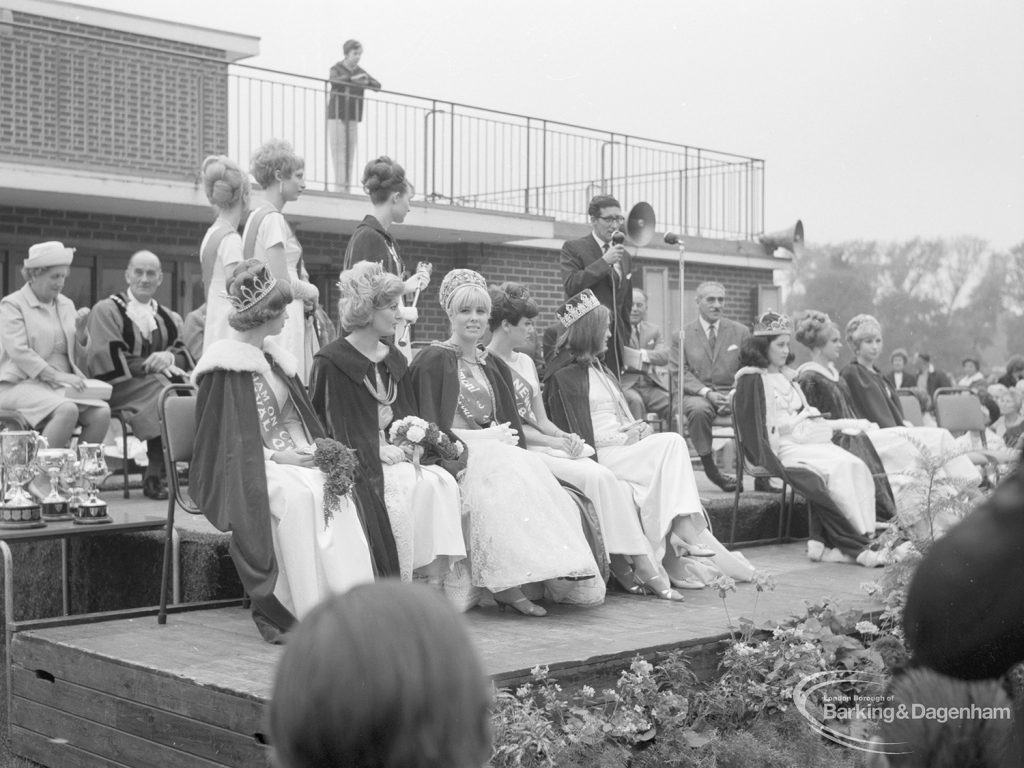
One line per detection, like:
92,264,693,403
488,282,539,332
739,335,774,369
269,583,491,768
446,284,491,318
250,139,304,188
559,304,611,364
794,309,839,351
336,261,405,332
201,155,251,211
226,259,293,332
362,156,410,205
845,314,882,348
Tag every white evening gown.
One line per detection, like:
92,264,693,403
451,428,605,606
377,404,466,582
588,367,755,584
766,372,876,536
200,221,243,353
262,372,375,619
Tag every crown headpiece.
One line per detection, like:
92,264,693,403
556,290,602,328
753,310,792,336
223,264,278,313
439,269,487,311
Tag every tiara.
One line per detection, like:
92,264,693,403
753,310,792,336
556,290,602,328
223,264,278,313
439,269,487,310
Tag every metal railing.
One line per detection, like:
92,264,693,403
3,18,764,241
229,66,765,240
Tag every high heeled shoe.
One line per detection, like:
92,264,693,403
609,561,643,595
633,574,685,602
494,595,547,617
678,542,716,558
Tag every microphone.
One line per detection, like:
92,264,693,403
611,231,625,246
664,232,681,245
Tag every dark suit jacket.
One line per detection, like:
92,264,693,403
622,320,670,391
559,234,632,374
669,317,749,396
882,369,917,391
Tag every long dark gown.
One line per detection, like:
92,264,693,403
796,365,895,522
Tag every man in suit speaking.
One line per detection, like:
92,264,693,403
621,288,671,423
559,194,632,376
675,281,749,492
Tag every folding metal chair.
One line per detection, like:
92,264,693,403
933,386,1001,485
897,389,924,427
729,409,796,547
156,384,247,624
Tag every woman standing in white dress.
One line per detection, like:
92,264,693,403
544,291,756,592
244,139,320,383
191,260,374,644
198,155,249,353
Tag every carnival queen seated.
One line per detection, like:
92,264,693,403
310,261,466,585
191,260,375,644
409,269,604,616
734,311,885,567
543,289,756,592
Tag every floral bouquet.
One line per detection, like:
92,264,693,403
312,437,359,527
388,417,463,476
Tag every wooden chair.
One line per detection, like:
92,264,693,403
729,408,796,547
897,389,924,427
933,386,1001,485
156,384,246,624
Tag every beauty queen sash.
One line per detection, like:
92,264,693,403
456,362,495,427
506,364,539,427
252,372,297,451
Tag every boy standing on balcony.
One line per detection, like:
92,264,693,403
328,40,381,192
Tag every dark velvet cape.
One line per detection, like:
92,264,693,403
543,358,606,461
796,367,895,522
189,356,327,638
840,361,905,428
904,460,1024,680
734,371,871,558
309,339,469,578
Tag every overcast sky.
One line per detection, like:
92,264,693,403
83,0,1024,249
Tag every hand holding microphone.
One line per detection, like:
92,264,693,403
604,230,626,265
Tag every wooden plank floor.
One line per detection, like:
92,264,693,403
9,541,880,768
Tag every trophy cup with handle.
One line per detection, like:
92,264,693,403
0,430,48,529
36,448,76,522
73,443,112,525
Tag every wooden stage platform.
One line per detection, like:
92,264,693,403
7,542,879,768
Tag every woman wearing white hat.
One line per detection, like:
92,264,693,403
0,242,111,452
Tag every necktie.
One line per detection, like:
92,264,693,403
631,325,641,348
708,324,717,353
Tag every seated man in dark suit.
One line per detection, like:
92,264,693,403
915,351,954,405
559,194,631,376
670,282,748,492
882,347,914,391
621,288,670,423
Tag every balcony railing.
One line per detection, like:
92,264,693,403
229,65,765,240
3,18,764,242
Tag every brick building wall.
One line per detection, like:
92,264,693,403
0,12,229,179
1,206,772,343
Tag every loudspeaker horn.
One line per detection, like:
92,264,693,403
758,220,804,254
626,202,656,247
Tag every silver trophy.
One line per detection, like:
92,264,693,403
0,430,48,529
73,443,112,525
36,448,76,521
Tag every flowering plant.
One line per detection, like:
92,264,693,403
312,437,359,526
388,416,463,461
